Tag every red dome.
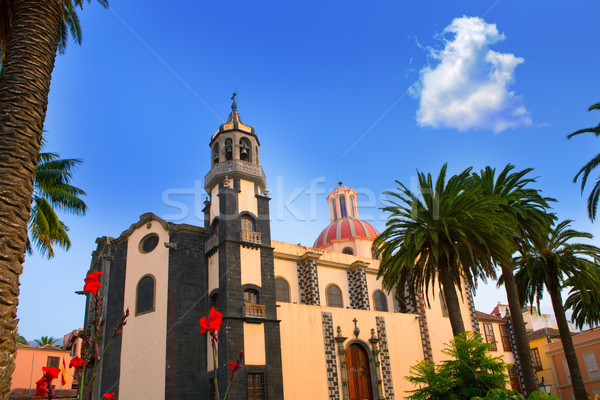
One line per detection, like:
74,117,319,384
313,217,379,248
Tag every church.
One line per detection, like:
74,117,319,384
83,99,498,400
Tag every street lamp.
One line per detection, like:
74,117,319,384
538,377,551,394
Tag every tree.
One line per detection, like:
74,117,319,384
564,266,600,330
16,332,27,346
34,336,58,347
28,146,87,258
0,0,106,395
374,164,513,336
406,332,508,400
472,165,554,396
515,220,600,400
567,102,600,221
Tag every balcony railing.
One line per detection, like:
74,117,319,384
204,159,266,188
205,234,219,253
244,303,266,319
240,230,262,245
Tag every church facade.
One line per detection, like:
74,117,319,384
84,101,496,400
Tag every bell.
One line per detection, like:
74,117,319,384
240,147,248,155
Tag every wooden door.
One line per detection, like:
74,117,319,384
346,344,373,400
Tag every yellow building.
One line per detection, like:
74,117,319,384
83,99,504,400
527,328,561,397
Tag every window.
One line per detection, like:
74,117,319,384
531,348,543,371
244,289,259,304
248,373,265,400
239,138,251,162
275,278,290,303
211,219,219,236
241,215,255,232
440,292,449,317
326,285,343,308
342,247,354,255
563,359,571,382
340,196,347,218
584,352,599,373
139,233,159,254
373,290,388,312
210,293,219,310
499,324,512,351
71,343,78,357
331,199,337,220
47,356,59,368
350,196,355,217
483,323,497,351
213,142,219,164
136,275,155,315
225,138,233,161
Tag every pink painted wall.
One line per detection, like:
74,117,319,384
548,329,600,399
12,345,76,392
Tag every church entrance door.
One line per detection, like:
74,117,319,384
346,343,373,400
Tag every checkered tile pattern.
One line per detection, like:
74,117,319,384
347,268,370,310
321,312,340,400
417,294,434,362
298,259,321,305
504,314,526,392
465,283,480,333
376,316,395,400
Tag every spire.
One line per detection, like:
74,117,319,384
231,92,237,111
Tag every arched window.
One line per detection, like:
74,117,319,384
326,284,343,308
225,138,233,161
340,196,347,218
241,215,255,232
244,288,259,304
275,278,290,302
331,199,337,220
350,196,355,217
211,219,219,236
213,142,219,164
239,137,251,162
373,290,388,312
342,247,354,255
136,275,155,315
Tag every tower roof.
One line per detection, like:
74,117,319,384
211,94,257,142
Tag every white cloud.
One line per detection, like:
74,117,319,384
415,16,532,133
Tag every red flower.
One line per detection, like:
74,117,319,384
85,271,103,282
228,361,237,372
69,356,85,369
42,366,61,379
103,393,115,399
35,382,47,397
199,307,222,333
83,272,103,295
83,280,102,295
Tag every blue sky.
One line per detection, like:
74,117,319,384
18,0,600,341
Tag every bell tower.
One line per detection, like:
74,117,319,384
203,95,284,399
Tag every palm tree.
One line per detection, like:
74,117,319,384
374,164,513,336
564,266,600,330
567,102,600,221
515,220,600,400
0,0,106,395
34,336,58,347
29,147,87,258
16,332,27,346
472,165,554,396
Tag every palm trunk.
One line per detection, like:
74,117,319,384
438,257,466,336
0,0,63,396
501,264,539,396
547,281,587,400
